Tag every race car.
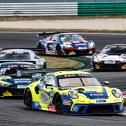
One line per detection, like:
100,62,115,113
24,70,124,114
36,33,95,56
0,62,42,97
0,49,46,69
91,44,126,71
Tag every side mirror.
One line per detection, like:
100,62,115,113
32,73,41,82
45,84,53,88
103,81,110,87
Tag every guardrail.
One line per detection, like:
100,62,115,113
0,3,78,16
78,2,126,16
0,2,126,16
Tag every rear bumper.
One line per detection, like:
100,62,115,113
70,103,124,114
0,86,24,97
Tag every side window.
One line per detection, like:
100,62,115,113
46,36,52,41
45,75,56,86
51,36,58,42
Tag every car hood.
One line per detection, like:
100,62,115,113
62,86,109,99
97,54,120,61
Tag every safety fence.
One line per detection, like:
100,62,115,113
0,3,78,16
0,2,126,16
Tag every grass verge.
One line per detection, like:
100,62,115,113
42,56,83,69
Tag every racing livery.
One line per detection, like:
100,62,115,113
0,62,41,97
24,70,124,114
0,49,46,69
92,44,126,71
37,33,95,56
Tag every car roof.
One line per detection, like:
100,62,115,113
109,44,126,46
50,70,90,76
53,33,81,36
1,49,33,53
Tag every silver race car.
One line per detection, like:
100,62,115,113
91,44,126,71
0,49,46,69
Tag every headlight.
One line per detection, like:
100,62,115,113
120,54,126,62
68,90,78,99
112,89,122,98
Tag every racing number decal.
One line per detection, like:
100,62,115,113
40,91,50,104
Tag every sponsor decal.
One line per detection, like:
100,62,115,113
17,85,27,89
40,92,50,104
90,93,104,97
76,99,85,103
63,100,72,106
14,78,31,84
2,91,12,97
48,106,56,112
96,99,106,103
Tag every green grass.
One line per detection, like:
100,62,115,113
42,56,81,69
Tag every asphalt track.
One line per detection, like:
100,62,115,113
0,32,126,126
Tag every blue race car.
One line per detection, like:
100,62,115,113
0,62,41,97
37,33,95,56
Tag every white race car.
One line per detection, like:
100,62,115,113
0,49,46,69
91,44,126,71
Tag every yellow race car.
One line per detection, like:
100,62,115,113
24,70,124,114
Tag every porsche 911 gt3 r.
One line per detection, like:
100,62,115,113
0,49,46,69
24,70,124,114
37,33,95,56
92,44,126,71
0,62,42,97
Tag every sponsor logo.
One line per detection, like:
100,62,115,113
90,93,103,96
63,100,72,106
48,106,56,112
96,99,106,103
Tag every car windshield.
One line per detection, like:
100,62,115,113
101,45,126,55
0,64,36,75
60,34,85,42
0,52,31,60
57,74,101,87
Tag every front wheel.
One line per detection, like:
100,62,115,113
24,89,32,110
54,95,63,114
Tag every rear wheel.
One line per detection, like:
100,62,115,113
54,95,63,114
56,45,68,56
24,89,32,110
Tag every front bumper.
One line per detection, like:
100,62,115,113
71,103,123,114
64,48,95,55
93,62,126,71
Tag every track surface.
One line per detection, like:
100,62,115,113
0,32,126,126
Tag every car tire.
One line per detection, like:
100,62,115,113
24,89,32,110
43,62,47,69
54,94,63,114
37,42,46,55
56,45,67,56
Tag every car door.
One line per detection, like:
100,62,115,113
46,35,59,54
39,74,56,106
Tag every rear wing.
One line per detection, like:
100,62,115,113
1,48,44,52
35,32,60,38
